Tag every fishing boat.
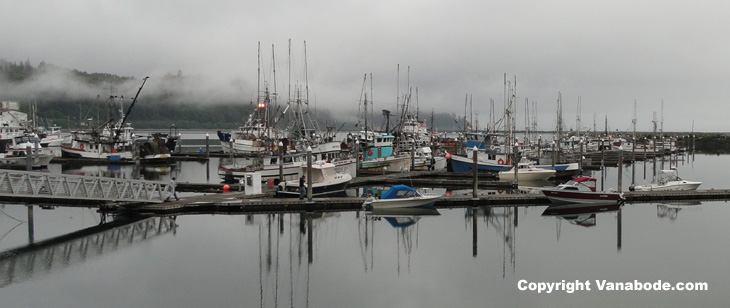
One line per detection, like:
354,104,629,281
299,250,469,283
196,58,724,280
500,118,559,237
61,77,149,161
0,134,54,168
447,150,512,173
359,135,411,173
61,123,136,160
276,162,352,198
36,125,69,148
629,169,702,191
137,132,178,163
410,146,447,171
542,177,624,204
218,153,305,184
0,101,31,152
362,184,442,209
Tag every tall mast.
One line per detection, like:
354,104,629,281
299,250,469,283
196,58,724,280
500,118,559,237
576,96,582,138
370,73,374,133
470,94,473,131
304,40,310,116
269,44,276,137
396,64,400,117
556,92,563,154
463,94,468,131
288,39,291,107
525,98,529,144
660,100,664,138
632,100,637,145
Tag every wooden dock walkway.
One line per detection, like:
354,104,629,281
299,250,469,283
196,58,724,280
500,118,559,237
126,189,730,214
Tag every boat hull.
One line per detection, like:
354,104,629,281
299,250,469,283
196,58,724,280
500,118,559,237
276,180,350,198
61,146,133,160
498,169,556,181
366,195,441,209
219,163,302,183
0,154,54,168
631,181,702,191
448,155,512,173
542,189,624,204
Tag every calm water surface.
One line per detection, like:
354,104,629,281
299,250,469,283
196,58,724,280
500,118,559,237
1,154,729,307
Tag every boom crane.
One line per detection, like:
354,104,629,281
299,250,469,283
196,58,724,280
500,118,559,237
115,77,149,141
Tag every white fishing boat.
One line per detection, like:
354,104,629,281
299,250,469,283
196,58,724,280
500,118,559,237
362,184,442,209
36,125,69,147
0,101,31,152
629,169,702,191
0,134,54,168
276,162,352,198
61,123,136,160
61,78,149,161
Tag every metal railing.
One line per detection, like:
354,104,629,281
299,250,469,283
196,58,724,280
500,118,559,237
0,170,171,204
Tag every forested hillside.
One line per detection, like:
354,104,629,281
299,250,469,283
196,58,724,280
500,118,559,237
1,59,465,131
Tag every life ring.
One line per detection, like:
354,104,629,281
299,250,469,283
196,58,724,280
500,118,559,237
497,158,505,165
367,149,373,156
80,144,84,150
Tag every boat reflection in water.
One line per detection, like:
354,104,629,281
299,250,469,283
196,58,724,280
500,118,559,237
369,206,441,228
60,163,173,181
656,201,702,221
359,206,440,274
542,202,622,227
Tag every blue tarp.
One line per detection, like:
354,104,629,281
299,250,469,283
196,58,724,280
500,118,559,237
380,184,418,199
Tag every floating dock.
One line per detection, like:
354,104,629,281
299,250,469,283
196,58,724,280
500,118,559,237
124,188,730,214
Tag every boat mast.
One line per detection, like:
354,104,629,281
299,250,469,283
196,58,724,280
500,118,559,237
632,100,637,148
463,94,468,131
556,92,563,159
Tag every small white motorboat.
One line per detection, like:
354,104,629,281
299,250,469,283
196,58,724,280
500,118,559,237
363,184,442,209
629,169,701,191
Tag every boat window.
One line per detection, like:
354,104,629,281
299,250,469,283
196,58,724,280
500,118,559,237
397,190,418,198
563,187,579,190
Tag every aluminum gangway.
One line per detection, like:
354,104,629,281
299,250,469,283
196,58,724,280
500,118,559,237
0,169,172,204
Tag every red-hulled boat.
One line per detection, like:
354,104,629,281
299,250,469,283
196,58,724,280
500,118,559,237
541,177,624,204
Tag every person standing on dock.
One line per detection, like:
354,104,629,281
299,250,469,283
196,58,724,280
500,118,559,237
299,175,306,199
169,177,179,201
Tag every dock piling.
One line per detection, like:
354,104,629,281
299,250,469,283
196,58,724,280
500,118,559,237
472,146,478,200
26,145,32,171
306,146,313,203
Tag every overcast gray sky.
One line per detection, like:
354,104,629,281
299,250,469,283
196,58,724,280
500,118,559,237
2,0,728,132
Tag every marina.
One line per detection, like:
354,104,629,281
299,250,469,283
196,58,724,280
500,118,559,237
0,124,728,308
0,89,725,307
5,0,730,305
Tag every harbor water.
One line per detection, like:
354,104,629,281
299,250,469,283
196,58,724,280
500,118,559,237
0,142,728,306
